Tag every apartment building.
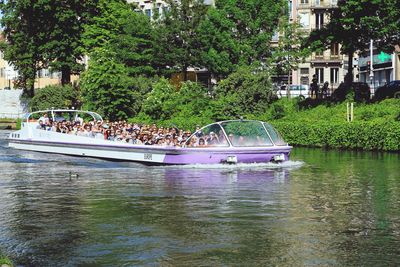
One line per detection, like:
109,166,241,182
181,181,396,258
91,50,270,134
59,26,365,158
0,50,75,90
289,0,349,93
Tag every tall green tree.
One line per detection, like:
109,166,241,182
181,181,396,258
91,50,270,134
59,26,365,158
306,0,400,83
198,0,286,80
212,64,276,120
153,0,209,80
43,0,96,85
0,0,45,96
0,0,96,93
80,49,136,121
83,0,156,77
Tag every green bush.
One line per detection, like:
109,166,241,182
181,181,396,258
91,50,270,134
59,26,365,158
272,120,400,151
29,84,80,111
133,80,214,130
80,49,139,121
213,64,276,118
0,250,13,266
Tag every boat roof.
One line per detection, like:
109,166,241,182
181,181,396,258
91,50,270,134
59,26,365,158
26,109,103,121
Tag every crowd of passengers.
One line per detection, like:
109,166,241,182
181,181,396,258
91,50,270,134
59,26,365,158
35,114,228,147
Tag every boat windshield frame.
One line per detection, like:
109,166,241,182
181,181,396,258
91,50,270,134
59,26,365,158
185,119,288,148
25,109,103,123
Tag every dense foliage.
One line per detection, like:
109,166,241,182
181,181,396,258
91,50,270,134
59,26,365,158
29,85,80,111
273,120,400,151
212,64,276,120
80,49,136,121
83,0,156,77
0,249,13,266
0,0,96,95
135,79,214,129
198,0,286,79
268,98,400,151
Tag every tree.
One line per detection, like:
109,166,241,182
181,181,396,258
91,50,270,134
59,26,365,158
43,0,96,85
29,85,80,111
306,0,400,83
0,0,46,96
83,0,156,77
197,0,286,80
212,64,276,120
80,49,136,121
153,0,209,80
0,0,96,94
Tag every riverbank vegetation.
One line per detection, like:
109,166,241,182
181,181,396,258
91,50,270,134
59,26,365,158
268,98,400,151
0,250,13,267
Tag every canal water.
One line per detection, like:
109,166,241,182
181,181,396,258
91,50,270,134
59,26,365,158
0,130,399,266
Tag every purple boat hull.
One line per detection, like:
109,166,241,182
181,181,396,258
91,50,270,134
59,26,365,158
8,138,291,165
163,147,292,164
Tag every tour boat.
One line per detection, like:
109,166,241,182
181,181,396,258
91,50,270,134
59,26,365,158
8,109,292,165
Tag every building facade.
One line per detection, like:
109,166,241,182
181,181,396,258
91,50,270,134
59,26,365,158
358,46,400,90
289,0,350,93
0,50,75,90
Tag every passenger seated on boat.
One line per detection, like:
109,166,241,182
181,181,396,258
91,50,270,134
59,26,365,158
188,136,198,147
164,135,174,147
130,134,142,145
38,114,50,125
207,131,220,145
107,130,116,141
75,114,83,125
83,124,92,137
142,133,153,145
36,120,46,130
198,138,206,147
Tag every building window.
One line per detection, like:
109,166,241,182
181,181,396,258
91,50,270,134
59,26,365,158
316,68,324,84
315,12,324,29
145,9,151,17
315,50,323,58
330,43,339,57
330,68,339,84
299,13,309,28
289,0,293,19
272,31,279,41
300,68,309,75
0,68,4,78
301,0,309,4
331,0,338,6
315,0,321,6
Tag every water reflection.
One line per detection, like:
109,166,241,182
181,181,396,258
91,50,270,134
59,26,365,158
0,131,399,266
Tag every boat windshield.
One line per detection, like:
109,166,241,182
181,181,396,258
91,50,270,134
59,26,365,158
185,123,229,147
221,121,273,147
186,120,287,148
263,122,287,146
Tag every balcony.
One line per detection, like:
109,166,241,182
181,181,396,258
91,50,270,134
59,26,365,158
311,54,342,64
297,0,338,10
311,0,338,10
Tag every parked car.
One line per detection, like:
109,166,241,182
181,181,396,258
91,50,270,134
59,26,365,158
332,82,371,102
373,80,400,101
278,84,309,99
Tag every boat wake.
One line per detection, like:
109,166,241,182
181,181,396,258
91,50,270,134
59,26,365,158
160,160,305,170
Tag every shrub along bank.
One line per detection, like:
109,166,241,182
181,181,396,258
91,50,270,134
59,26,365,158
0,250,13,267
272,120,400,151
269,98,400,151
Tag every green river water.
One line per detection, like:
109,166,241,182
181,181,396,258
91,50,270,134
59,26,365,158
0,131,399,266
